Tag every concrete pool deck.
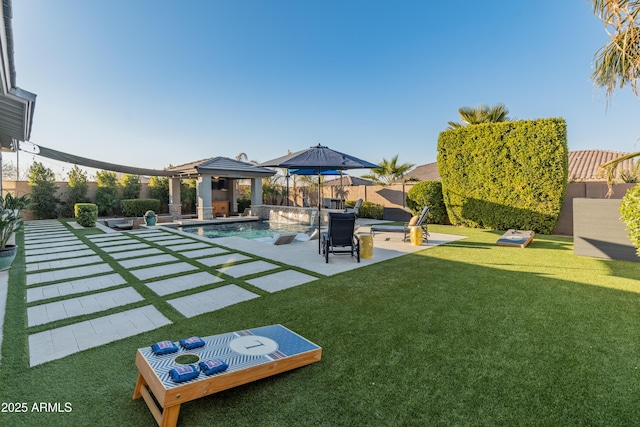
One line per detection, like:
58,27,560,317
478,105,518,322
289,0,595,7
1,219,466,367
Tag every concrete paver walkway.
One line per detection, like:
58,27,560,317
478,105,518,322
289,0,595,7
0,219,464,368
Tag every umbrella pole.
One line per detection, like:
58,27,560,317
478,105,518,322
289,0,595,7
318,171,321,254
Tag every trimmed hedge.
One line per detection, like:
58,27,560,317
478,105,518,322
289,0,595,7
74,203,98,227
437,118,568,234
620,184,640,255
360,201,384,220
120,199,161,217
345,200,384,219
406,181,447,224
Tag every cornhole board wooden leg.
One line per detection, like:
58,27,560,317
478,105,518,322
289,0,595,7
133,373,181,427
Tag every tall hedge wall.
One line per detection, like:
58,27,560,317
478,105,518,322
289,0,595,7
437,118,568,234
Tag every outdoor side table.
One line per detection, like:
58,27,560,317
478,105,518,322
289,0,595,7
409,226,423,246
133,324,322,427
358,232,373,258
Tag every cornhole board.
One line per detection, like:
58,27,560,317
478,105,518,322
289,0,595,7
133,324,322,427
496,229,535,248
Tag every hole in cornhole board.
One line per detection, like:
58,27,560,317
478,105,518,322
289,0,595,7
496,229,535,248
174,354,200,365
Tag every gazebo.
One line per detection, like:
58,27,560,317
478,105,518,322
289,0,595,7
165,157,276,221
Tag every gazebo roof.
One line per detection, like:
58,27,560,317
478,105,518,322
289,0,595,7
166,157,276,178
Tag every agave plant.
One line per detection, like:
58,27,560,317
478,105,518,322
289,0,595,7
0,193,31,248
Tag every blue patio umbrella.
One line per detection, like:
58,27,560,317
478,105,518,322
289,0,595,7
259,144,378,253
288,168,343,176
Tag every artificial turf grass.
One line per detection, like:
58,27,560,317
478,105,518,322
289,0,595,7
1,225,639,426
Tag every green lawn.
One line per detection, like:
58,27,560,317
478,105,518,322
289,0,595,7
1,225,639,426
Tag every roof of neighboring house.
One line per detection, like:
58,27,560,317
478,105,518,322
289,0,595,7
568,150,635,181
404,162,440,182
322,175,374,186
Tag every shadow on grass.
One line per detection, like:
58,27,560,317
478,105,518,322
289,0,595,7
599,258,640,281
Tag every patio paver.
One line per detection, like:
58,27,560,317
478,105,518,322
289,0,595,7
25,244,89,256
165,242,212,251
195,253,252,267
100,243,151,253
27,263,114,286
93,238,139,247
144,234,185,242
109,248,164,259
26,273,127,302
117,254,180,269
26,255,103,272
144,271,224,296
167,284,259,318
179,247,228,258
87,234,133,242
25,248,96,263
27,287,144,327
28,305,172,366
246,270,319,292
151,238,196,246
24,239,84,250
129,262,198,281
217,260,280,278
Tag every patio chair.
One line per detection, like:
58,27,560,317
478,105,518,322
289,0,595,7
370,205,430,242
345,198,363,217
321,212,360,263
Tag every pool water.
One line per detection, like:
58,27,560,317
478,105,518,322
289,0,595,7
180,220,316,239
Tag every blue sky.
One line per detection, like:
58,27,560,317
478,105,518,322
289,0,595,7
8,0,640,178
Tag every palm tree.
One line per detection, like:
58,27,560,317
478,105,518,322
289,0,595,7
591,0,640,100
591,1,640,194
363,154,415,185
447,104,511,129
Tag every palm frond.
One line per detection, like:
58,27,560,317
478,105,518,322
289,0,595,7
597,150,640,196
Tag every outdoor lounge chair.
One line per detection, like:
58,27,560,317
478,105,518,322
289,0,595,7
370,205,430,242
345,198,363,217
321,212,360,263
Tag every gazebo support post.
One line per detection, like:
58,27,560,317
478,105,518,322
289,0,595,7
197,175,213,220
168,177,182,220
250,178,263,208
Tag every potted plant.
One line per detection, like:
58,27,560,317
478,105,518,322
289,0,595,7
143,210,157,226
0,193,30,270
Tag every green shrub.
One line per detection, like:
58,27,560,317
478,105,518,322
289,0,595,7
61,166,89,218
620,184,640,255
149,176,169,211
28,161,59,219
121,199,161,217
120,174,142,199
238,197,251,213
406,181,447,224
437,118,568,234
95,170,119,215
74,203,98,227
359,201,383,220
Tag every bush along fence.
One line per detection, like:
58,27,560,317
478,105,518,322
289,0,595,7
120,199,162,217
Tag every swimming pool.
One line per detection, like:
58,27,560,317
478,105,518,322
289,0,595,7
180,220,316,239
